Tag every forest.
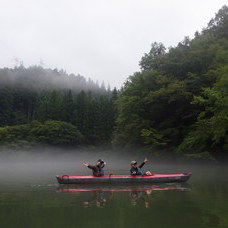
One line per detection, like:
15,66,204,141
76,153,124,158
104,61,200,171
0,5,227,159
0,66,117,147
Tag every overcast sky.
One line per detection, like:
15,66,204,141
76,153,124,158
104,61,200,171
0,0,227,88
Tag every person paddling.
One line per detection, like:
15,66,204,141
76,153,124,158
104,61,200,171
130,158,152,176
83,159,106,176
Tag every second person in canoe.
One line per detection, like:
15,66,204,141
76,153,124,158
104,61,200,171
130,158,153,176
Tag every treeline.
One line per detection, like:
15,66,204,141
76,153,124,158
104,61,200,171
0,66,117,147
0,6,228,159
113,5,228,159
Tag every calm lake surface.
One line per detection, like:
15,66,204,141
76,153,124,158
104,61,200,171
0,153,227,228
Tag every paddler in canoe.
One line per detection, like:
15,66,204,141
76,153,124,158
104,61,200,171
83,159,106,176
130,158,153,176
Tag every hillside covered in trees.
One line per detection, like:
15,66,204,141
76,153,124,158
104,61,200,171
0,5,228,160
114,5,228,159
0,66,117,147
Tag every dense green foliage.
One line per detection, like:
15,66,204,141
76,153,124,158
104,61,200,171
0,120,83,147
0,67,117,147
114,6,228,158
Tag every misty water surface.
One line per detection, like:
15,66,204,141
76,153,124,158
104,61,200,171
0,150,227,228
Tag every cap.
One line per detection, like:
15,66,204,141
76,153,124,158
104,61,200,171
97,159,105,163
130,160,137,165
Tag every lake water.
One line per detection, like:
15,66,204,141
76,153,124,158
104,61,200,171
0,153,227,228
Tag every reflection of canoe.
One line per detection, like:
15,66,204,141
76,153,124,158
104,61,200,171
56,173,191,184
57,183,190,192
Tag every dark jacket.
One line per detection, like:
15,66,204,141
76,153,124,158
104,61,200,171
130,162,145,175
88,164,105,176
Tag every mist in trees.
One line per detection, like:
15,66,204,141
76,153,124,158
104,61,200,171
0,66,117,147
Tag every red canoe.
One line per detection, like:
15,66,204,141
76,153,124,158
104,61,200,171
56,173,191,184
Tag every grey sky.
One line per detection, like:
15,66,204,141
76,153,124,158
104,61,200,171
0,0,227,88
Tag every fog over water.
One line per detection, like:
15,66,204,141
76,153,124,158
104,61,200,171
0,148,226,186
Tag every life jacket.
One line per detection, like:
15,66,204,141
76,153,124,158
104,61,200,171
93,165,104,176
130,167,143,175
98,166,104,176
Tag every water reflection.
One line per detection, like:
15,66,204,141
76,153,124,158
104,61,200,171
130,190,151,208
83,191,107,208
57,184,190,208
